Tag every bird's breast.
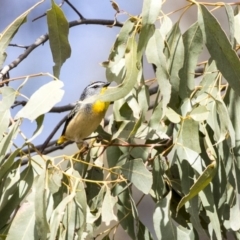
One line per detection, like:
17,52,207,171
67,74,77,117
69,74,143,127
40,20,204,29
92,100,110,114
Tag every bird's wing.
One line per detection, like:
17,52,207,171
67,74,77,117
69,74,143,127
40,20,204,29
61,102,81,136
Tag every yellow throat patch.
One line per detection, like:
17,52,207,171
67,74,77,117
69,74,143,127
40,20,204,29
92,86,110,114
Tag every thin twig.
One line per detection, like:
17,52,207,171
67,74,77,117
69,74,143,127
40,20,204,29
40,115,68,152
65,0,85,19
8,44,29,49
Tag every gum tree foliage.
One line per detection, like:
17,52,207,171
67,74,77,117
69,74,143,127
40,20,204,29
1,0,240,239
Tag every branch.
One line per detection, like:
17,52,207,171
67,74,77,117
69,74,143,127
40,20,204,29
40,115,68,152
0,19,123,81
12,101,75,113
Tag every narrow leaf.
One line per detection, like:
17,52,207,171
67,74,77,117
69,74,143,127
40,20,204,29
146,29,171,118
47,0,71,78
224,4,235,46
177,161,217,212
179,22,203,100
198,5,240,95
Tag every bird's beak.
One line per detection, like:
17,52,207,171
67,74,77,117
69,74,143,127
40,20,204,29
104,82,110,87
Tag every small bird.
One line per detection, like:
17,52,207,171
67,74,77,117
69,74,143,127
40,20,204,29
56,81,110,145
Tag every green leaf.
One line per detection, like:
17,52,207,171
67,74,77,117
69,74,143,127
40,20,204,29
16,81,64,121
179,22,203,100
34,164,51,239
159,15,172,38
0,110,10,142
137,0,162,58
86,167,104,204
0,120,20,164
137,221,154,240
141,0,162,26
190,105,209,121
153,191,191,240
152,156,167,200
102,186,117,226
177,161,217,212
0,86,16,110
165,22,184,109
198,4,240,95
115,182,137,239
146,29,171,118
195,59,218,98
48,168,63,194
234,6,240,45
105,18,135,84
199,185,222,240
47,0,71,78
180,118,201,153
0,149,20,180
121,159,152,194
224,4,235,46
49,193,75,240
0,164,34,229
215,95,235,147
0,1,44,67
229,161,240,231
178,160,209,239
73,173,87,238
27,114,44,142
106,146,123,169
137,84,150,119
86,36,140,104
6,188,36,240
165,107,181,123
107,19,135,68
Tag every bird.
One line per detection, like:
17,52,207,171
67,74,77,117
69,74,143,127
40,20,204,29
56,81,110,145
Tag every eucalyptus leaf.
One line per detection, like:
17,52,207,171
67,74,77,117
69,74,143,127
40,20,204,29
153,191,191,240
27,114,44,143
6,189,36,240
165,22,184,109
177,161,217,212
224,4,235,46
47,0,71,78
121,158,152,194
198,5,240,95
146,29,171,118
234,6,240,45
102,186,118,226
49,193,75,240
190,105,209,122
179,22,203,100
165,107,181,123
34,172,50,239
16,81,64,121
